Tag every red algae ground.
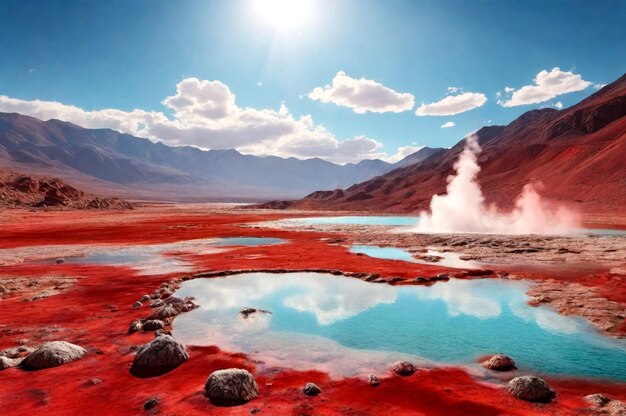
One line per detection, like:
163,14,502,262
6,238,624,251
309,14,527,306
1,204,625,415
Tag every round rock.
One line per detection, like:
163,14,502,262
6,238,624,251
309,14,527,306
481,354,516,371
392,360,416,376
205,368,259,406
21,341,86,369
142,320,165,331
584,393,610,408
131,334,188,377
507,376,555,402
303,382,321,396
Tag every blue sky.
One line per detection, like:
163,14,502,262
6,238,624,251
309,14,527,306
0,0,625,163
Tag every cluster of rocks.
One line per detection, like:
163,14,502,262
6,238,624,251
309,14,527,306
1,340,86,371
128,279,198,335
584,394,626,416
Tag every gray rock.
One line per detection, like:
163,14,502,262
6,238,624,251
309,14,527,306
606,400,626,416
148,304,179,320
584,393,610,408
143,397,160,410
131,334,188,377
139,294,151,302
132,301,143,309
507,376,555,402
392,360,416,376
21,341,86,369
129,320,143,334
366,374,380,386
205,368,259,406
150,299,164,308
481,354,516,371
0,356,23,370
142,320,165,331
303,382,321,396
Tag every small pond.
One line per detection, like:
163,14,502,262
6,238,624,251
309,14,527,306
173,272,626,381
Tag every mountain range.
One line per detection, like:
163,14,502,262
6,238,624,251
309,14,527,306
268,73,626,215
0,113,440,201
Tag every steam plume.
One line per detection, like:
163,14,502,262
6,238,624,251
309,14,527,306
415,134,580,235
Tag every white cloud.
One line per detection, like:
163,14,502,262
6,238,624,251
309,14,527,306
415,92,487,116
447,86,461,94
441,121,455,128
594,83,606,90
498,67,592,107
308,71,414,114
383,145,425,164
0,77,413,164
554,101,563,109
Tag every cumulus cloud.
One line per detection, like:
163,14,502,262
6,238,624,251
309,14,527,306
441,121,455,128
0,77,419,164
594,83,607,90
498,67,592,107
554,101,563,109
308,71,414,114
383,145,425,164
415,92,487,116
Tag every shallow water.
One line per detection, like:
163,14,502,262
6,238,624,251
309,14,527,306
292,216,626,236
173,272,626,381
350,245,482,269
57,237,285,274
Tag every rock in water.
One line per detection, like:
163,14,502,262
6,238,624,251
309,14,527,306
205,368,259,406
507,376,555,402
21,341,86,369
131,334,188,377
303,382,321,396
481,354,516,371
392,360,416,376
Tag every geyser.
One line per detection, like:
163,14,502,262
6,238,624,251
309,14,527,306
415,134,580,235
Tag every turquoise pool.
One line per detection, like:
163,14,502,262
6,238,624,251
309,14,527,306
172,272,626,381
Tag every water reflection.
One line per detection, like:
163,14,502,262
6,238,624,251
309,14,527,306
173,272,626,381
350,245,482,269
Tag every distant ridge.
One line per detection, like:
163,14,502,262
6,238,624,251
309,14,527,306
0,112,441,201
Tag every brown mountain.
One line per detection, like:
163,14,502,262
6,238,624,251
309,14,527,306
0,169,132,209
275,73,626,215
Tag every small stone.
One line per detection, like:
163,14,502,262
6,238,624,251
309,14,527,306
55,258,64,264
584,393,610,408
132,301,143,309
149,299,164,308
366,374,380,386
148,304,179,320
205,368,259,406
481,354,516,371
605,400,626,416
139,294,151,302
507,376,555,402
143,398,160,410
142,320,165,331
88,378,102,385
21,341,86,369
129,320,143,334
392,360,416,376
0,356,23,370
303,382,321,396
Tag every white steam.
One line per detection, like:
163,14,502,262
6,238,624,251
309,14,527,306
415,134,580,235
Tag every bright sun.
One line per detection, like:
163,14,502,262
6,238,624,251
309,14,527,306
253,0,313,29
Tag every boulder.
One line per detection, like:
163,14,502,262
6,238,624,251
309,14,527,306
392,360,416,376
130,335,188,377
21,341,86,369
507,376,555,402
303,382,321,396
205,368,259,406
481,354,516,371
147,304,179,320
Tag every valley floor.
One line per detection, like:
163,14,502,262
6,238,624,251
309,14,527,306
0,204,625,415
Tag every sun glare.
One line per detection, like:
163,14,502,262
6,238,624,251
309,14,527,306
253,0,313,29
